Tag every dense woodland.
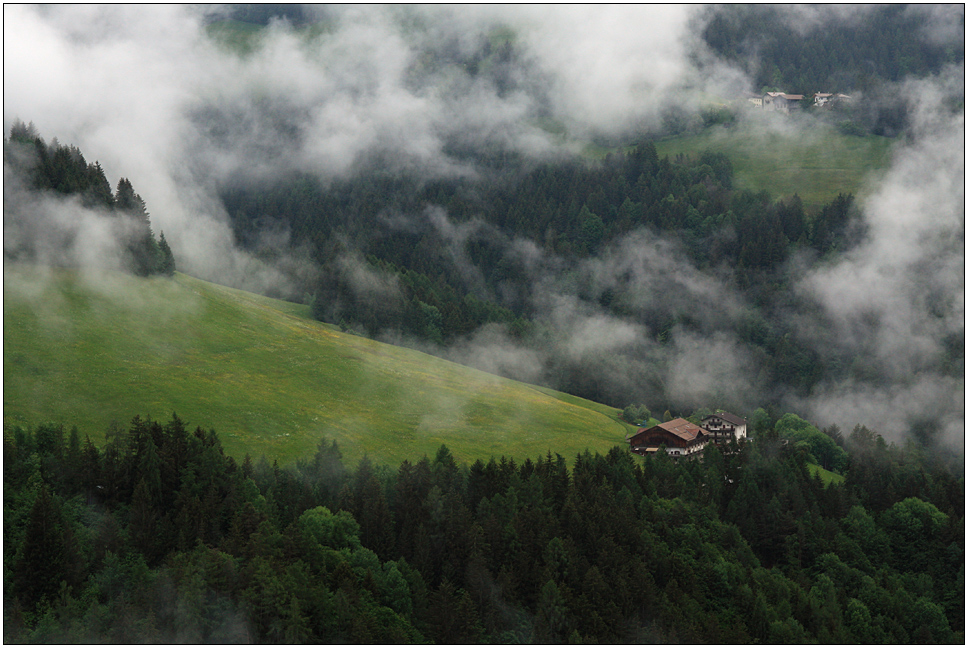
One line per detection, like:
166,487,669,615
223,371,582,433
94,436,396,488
3,121,175,277
3,414,963,643
701,4,965,96
219,136,887,413
700,5,965,138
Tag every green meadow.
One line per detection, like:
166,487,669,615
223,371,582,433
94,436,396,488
807,462,847,487
655,117,895,209
3,264,633,467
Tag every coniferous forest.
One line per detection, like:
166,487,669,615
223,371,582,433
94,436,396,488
3,120,175,278
3,415,963,643
3,5,964,645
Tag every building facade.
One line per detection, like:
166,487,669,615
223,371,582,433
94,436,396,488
700,412,748,445
628,418,709,459
628,412,749,458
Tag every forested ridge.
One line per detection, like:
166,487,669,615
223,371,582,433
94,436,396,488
3,121,175,277
3,414,962,643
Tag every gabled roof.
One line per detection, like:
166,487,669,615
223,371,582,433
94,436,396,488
703,411,747,426
644,418,706,443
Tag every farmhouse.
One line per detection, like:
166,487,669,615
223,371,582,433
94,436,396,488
700,411,748,445
763,92,804,113
628,411,749,458
747,91,806,112
628,418,709,459
813,92,852,107
813,92,834,106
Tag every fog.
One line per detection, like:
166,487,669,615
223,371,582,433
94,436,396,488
794,69,965,451
4,5,964,450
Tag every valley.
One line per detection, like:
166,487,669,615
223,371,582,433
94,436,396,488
2,5,962,644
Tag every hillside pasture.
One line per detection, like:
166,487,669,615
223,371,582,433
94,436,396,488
3,264,633,467
655,115,894,209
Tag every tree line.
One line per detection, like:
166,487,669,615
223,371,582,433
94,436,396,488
701,5,964,96
4,412,962,643
3,121,175,277
220,141,865,410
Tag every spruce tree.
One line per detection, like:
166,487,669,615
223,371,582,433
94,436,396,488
84,161,115,209
115,177,159,275
13,484,81,608
157,231,176,276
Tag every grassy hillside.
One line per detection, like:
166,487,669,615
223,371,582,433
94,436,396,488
655,117,894,209
4,264,633,466
807,462,847,487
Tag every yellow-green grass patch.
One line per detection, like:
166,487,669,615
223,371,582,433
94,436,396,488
807,462,846,487
4,264,628,468
654,119,894,209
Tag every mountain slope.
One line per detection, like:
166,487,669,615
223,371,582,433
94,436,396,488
3,264,632,465
655,119,894,208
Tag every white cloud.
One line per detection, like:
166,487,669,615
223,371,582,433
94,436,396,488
3,5,963,447
796,68,965,447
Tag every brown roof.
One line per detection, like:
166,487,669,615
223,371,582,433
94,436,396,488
704,411,747,426
780,94,804,100
655,418,706,443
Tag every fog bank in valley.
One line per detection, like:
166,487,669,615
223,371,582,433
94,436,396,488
794,70,965,451
4,5,964,450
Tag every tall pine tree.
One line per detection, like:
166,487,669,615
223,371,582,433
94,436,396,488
115,177,160,276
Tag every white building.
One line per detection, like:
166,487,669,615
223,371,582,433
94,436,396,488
700,412,748,445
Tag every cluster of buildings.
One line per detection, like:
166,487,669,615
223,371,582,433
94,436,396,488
627,411,748,459
746,91,852,114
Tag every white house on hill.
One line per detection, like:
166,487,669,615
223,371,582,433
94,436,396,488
700,412,748,445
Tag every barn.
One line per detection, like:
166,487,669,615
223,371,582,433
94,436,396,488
627,418,709,459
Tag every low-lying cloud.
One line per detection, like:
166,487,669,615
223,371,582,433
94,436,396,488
392,210,770,415
794,68,965,450
3,5,734,291
4,5,964,450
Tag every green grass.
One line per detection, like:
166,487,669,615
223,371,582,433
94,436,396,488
807,462,846,487
654,118,895,209
4,264,634,467
205,20,267,56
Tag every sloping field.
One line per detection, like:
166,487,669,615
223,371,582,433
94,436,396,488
655,118,894,209
3,264,632,466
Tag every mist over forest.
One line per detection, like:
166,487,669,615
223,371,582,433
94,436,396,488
4,5,966,645
4,4,964,452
